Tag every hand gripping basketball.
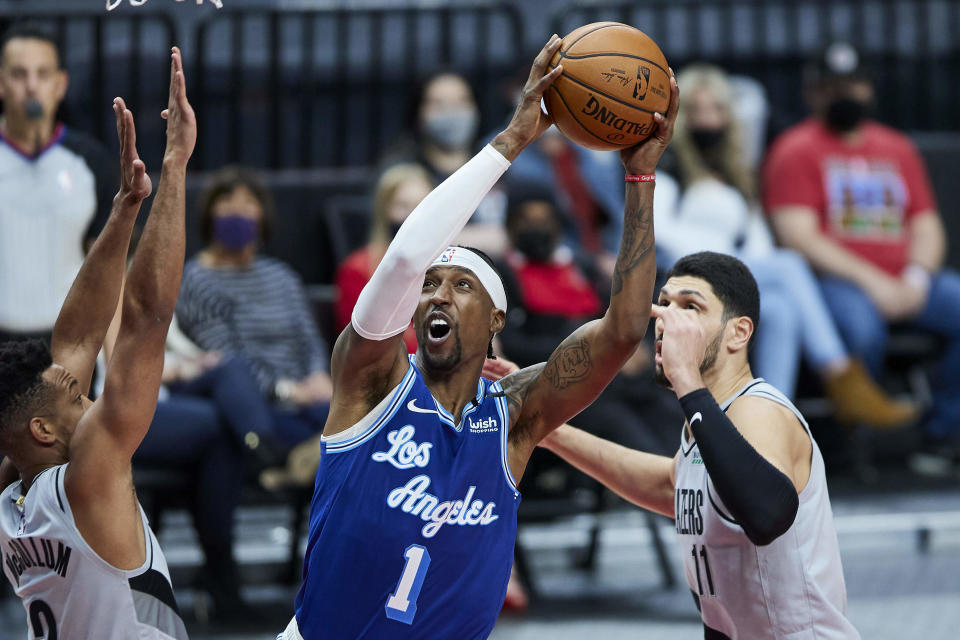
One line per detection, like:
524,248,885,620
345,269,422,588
620,68,679,175
493,35,564,160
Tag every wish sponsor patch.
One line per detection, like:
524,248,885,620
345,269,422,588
468,416,498,434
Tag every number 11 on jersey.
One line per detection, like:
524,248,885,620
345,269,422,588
386,545,431,624
691,544,716,597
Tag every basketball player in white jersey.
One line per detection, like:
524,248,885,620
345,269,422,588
0,47,195,639
542,251,860,639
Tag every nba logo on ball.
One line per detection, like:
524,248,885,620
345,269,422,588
633,66,651,101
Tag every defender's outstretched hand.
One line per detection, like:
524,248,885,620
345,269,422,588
492,34,563,161
112,97,151,205
161,46,196,167
621,67,679,175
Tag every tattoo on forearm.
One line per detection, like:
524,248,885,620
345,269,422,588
543,337,593,389
611,204,654,296
492,140,511,157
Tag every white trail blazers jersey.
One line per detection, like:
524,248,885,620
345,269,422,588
674,379,860,639
0,463,188,640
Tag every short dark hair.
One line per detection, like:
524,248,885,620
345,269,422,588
196,166,276,246
455,245,502,359
0,339,53,449
665,251,760,347
0,22,63,68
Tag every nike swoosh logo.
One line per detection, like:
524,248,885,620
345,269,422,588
407,399,439,415
689,411,702,427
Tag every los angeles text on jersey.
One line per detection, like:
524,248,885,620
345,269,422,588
372,425,501,538
675,487,704,535
3,537,73,584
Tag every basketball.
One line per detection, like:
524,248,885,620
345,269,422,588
545,22,671,151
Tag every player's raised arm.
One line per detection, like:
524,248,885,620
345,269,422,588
68,47,195,483
501,69,679,456
325,35,563,435
48,97,152,394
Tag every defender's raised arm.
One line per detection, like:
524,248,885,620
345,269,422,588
48,97,152,394
67,47,196,497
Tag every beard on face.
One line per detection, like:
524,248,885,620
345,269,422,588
655,326,724,389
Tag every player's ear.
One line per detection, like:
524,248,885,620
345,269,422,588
726,316,753,353
28,416,57,446
490,308,506,334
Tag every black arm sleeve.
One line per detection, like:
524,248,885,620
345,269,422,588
679,388,799,546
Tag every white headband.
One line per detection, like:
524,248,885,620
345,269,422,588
430,247,508,312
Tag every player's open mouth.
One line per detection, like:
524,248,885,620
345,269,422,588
654,338,663,364
427,315,452,344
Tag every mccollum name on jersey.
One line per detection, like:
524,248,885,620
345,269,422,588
3,536,73,584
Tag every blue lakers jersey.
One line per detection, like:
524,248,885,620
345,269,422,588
294,356,520,639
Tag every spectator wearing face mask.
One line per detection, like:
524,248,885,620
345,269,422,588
766,44,960,460
509,124,627,278
654,63,915,429
498,181,603,366
379,70,508,256
175,166,333,448
497,181,681,458
334,164,433,353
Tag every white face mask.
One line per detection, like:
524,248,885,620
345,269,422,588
422,108,479,151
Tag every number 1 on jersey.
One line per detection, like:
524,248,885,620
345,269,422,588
385,545,431,624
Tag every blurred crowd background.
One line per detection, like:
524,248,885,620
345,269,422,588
1,0,959,636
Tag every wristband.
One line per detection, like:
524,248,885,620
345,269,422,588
624,174,656,183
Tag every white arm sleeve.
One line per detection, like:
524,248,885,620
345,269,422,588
351,144,511,340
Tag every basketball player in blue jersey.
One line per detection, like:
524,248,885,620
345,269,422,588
281,35,678,640
541,252,859,639
0,48,195,638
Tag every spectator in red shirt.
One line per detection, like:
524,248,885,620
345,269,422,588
498,181,603,367
334,164,433,353
765,43,960,459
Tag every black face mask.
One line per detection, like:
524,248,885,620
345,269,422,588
689,127,726,152
515,229,554,263
825,97,867,133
